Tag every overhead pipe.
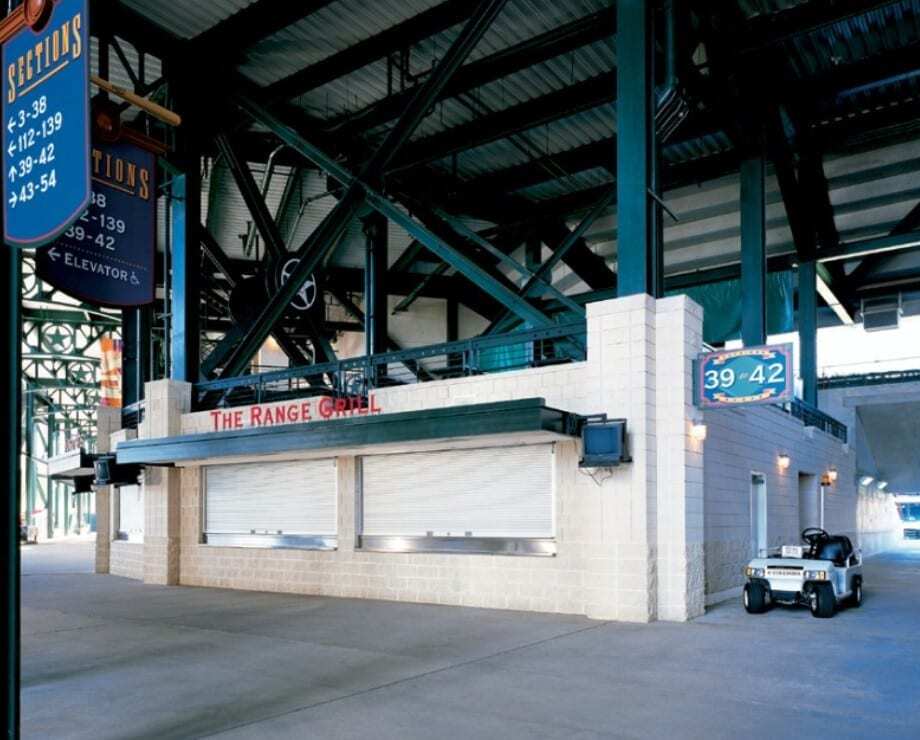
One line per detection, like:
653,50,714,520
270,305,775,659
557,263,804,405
655,0,689,143
242,144,285,258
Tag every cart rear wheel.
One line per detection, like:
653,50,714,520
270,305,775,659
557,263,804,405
849,577,862,608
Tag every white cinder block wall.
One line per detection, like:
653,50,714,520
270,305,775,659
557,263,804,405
102,293,895,620
112,295,708,623
701,402,894,605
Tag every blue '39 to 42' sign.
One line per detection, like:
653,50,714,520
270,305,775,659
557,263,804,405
2,0,91,248
695,344,794,409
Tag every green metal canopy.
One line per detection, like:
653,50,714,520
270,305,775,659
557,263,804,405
114,398,581,466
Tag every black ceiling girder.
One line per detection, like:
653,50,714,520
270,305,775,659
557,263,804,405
736,0,902,54
261,0,474,105
214,133,287,262
91,0,177,59
388,72,616,174
189,0,337,59
809,96,920,152
458,139,614,196
844,202,920,294
793,41,920,109
664,254,798,291
798,148,839,252
214,0,512,379
331,7,616,137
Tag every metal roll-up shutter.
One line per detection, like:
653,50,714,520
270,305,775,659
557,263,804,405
117,484,144,542
361,444,554,538
204,459,336,546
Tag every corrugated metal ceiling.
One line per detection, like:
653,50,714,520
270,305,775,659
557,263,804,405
119,0,259,39
116,0,920,298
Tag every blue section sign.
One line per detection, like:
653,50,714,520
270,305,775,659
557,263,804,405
36,138,156,307
695,344,794,409
2,0,91,248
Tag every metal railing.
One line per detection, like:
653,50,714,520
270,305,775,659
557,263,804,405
122,401,145,430
781,398,848,443
194,322,587,410
819,368,920,390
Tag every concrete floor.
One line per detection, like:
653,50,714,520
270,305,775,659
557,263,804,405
21,543,920,740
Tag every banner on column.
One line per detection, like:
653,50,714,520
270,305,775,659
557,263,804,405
100,334,122,408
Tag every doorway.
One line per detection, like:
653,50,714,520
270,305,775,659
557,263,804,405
798,473,820,532
751,473,767,557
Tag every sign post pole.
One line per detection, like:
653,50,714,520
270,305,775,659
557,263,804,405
1,230,21,740
1,3,91,735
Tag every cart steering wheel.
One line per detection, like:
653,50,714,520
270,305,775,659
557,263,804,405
801,527,830,548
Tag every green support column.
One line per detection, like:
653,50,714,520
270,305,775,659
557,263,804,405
46,412,55,539
363,212,388,358
25,392,35,530
123,306,151,407
525,235,541,272
1,244,21,738
741,155,767,346
616,0,659,297
447,298,459,342
799,260,818,406
170,174,201,382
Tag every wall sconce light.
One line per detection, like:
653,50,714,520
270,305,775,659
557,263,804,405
777,454,791,470
877,480,888,491
690,423,708,441
860,475,875,487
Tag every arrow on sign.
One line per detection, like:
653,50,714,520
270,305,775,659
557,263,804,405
8,191,17,208
48,247,60,262
6,117,14,134
8,167,16,183
7,142,15,157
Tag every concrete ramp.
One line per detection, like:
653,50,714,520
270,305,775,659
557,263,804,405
822,380,920,493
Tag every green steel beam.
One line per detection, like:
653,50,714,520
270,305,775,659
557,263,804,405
215,0,512,378
484,187,615,334
816,230,920,263
431,207,583,315
215,133,286,261
22,308,120,327
740,155,767,346
799,260,818,407
365,191,557,329
169,174,201,382
616,0,658,297
363,213,388,357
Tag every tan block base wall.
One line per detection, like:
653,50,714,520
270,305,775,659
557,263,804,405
109,541,144,581
178,447,668,621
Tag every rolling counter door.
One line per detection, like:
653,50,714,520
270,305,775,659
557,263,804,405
203,459,337,549
359,444,555,556
116,484,144,543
